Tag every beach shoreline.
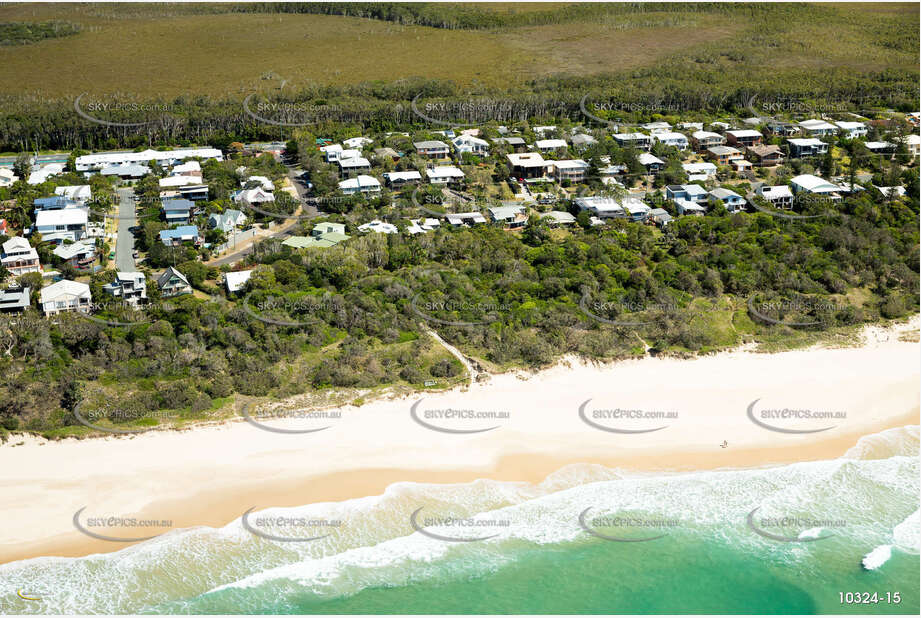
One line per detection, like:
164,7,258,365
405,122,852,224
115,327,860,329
1,317,918,566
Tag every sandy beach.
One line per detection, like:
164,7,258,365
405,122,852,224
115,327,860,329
1,318,918,565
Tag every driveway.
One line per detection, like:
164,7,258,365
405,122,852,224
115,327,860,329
114,187,136,272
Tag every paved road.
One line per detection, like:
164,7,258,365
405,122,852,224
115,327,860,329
114,187,136,272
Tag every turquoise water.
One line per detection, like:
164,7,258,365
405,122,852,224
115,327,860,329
2,426,919,615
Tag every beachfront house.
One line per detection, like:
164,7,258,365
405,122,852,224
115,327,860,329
157,266,193,297
426,166,465,185
382,171,422,189
159,225,202,247
161,198,194,225
638,153,665,174
798,119,837,137
452,134,489,156
102,271,148,307
709,188,746,213
487,205,528,230
790,174,842,200
338,175,381,195
34,208,88,244
613,133,652,150
653,132,689,150
208,209,246,234
40,279,91,315
747,144,785,167
535,138,568,154
725,129,763,148
413,140,451,159
0,285,31,313
788,138,829,158
1,237,42,277
834,121,868,139
507,153,549,179
551,159,590,183
691,130,726,151
224,270,253,295
52,238,96,269
706,146,742,165
756,185,795,209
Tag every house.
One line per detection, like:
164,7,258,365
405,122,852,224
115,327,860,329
788,138,828,158
766,121,799,137
177,184,209,201
312,222,347,237
28,163,65,185
208,209,246,234
902,134,921,157
535,138,568,153
666,184,709,204
159,225,202,247
40,279,91,315
638,153,665,173
681,163,717,181
706,146,742,165
102,271,147,307
54,185,92,205
790,174,842,199
532,125,557,136
99,164,151,179
487,205,528,230
34,196,82,212
732,159,753,173
337,156,372,176
75,147,222,172
34,208,88,243
642,121,671,133
406,218,442,235
648,208,673,227
244,176,275,191
52,239,96,269
573,196,649,220
540,210,577,226
675,198,706,216
710,121,731,131
507,152,549,179
864,141,896,155
159,175,203,189
834,121,868,139
0,285,31,313
1,237,41,276
445,212,487,227
874,186,906,199
653,132,689,150
426,166,465,185
678,122,704,131
383,171,422,188
374,147,401,162
551,159,590,183
224,270,253,294
0,168,18,188
709,188,746,213
161,198,194,225
747,144,785,167
492,136,527,151
756,185,794,209
338,175,381,195
358,219,399,234
452,134,489,156
570,133,598,149
798,119,837,137
613,133,652,150
234,187,275,208
725,129,763,148
157,266,192,297
413,140,450,159
343,137,373,149
321,144,344,162
171,160,202,177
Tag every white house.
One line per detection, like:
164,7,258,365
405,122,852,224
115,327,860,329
0,168,18,188
343,136,373,149
358,219,399,234
788,137,829,158
574,196,649,220
1,236,41,276
798,119,837,137
338,175,381,195
75,147,223,172
790,174,841,198
682,162,717,179
40,279,91,315
653,132,689,150
833,121,868,139
406,218,441,235
28,163,65,185
35,208,88,243
550,159,589,182
54,185,92,205
452,134,489,156
337,156,372,175
234,187,275,208
426,166,465,184
171,160,202,176
382,170,422,188
756,185,794,209
535,138,568,153
208,209,246,234
157,266,192,297
245,175,275,191
709,188,746,213
224,270,253,294
102,271,147,307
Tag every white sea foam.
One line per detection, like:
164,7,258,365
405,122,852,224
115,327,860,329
1,427,917,614
861,544,893,570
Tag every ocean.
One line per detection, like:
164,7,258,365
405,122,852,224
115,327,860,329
2,426,918,615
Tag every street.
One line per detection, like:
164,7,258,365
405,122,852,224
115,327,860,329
114,187,136,272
